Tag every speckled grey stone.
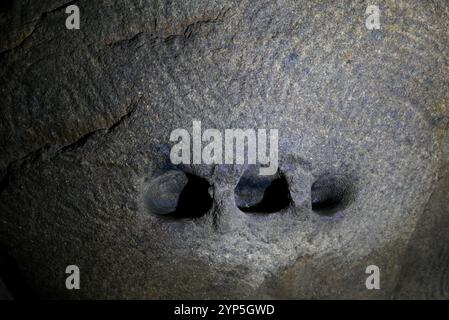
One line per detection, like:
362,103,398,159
0,0,448,299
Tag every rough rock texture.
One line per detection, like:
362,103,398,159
393,127,449,299
0,0,448,299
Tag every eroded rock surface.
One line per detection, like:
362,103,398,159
0,0,448,299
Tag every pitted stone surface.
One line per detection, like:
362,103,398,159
0,0,448,299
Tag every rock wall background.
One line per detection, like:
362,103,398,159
0,0,448,299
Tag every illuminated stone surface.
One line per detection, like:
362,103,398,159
0,0,448,299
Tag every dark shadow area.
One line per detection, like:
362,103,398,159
169,173,213,219
0,250,34,300
236,173,291,214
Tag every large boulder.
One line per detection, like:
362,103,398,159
0,0,448,299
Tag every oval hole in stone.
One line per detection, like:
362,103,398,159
235,167,290,213
311,174,352,215
145,170,212,219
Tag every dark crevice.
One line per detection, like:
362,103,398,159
60,130,100,152
105,32,145,48
106,7,230,48
62,96,141,151
182,8,229,38
0,97,141,193
108,96,142,131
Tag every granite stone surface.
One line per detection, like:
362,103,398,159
0,0,448,299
